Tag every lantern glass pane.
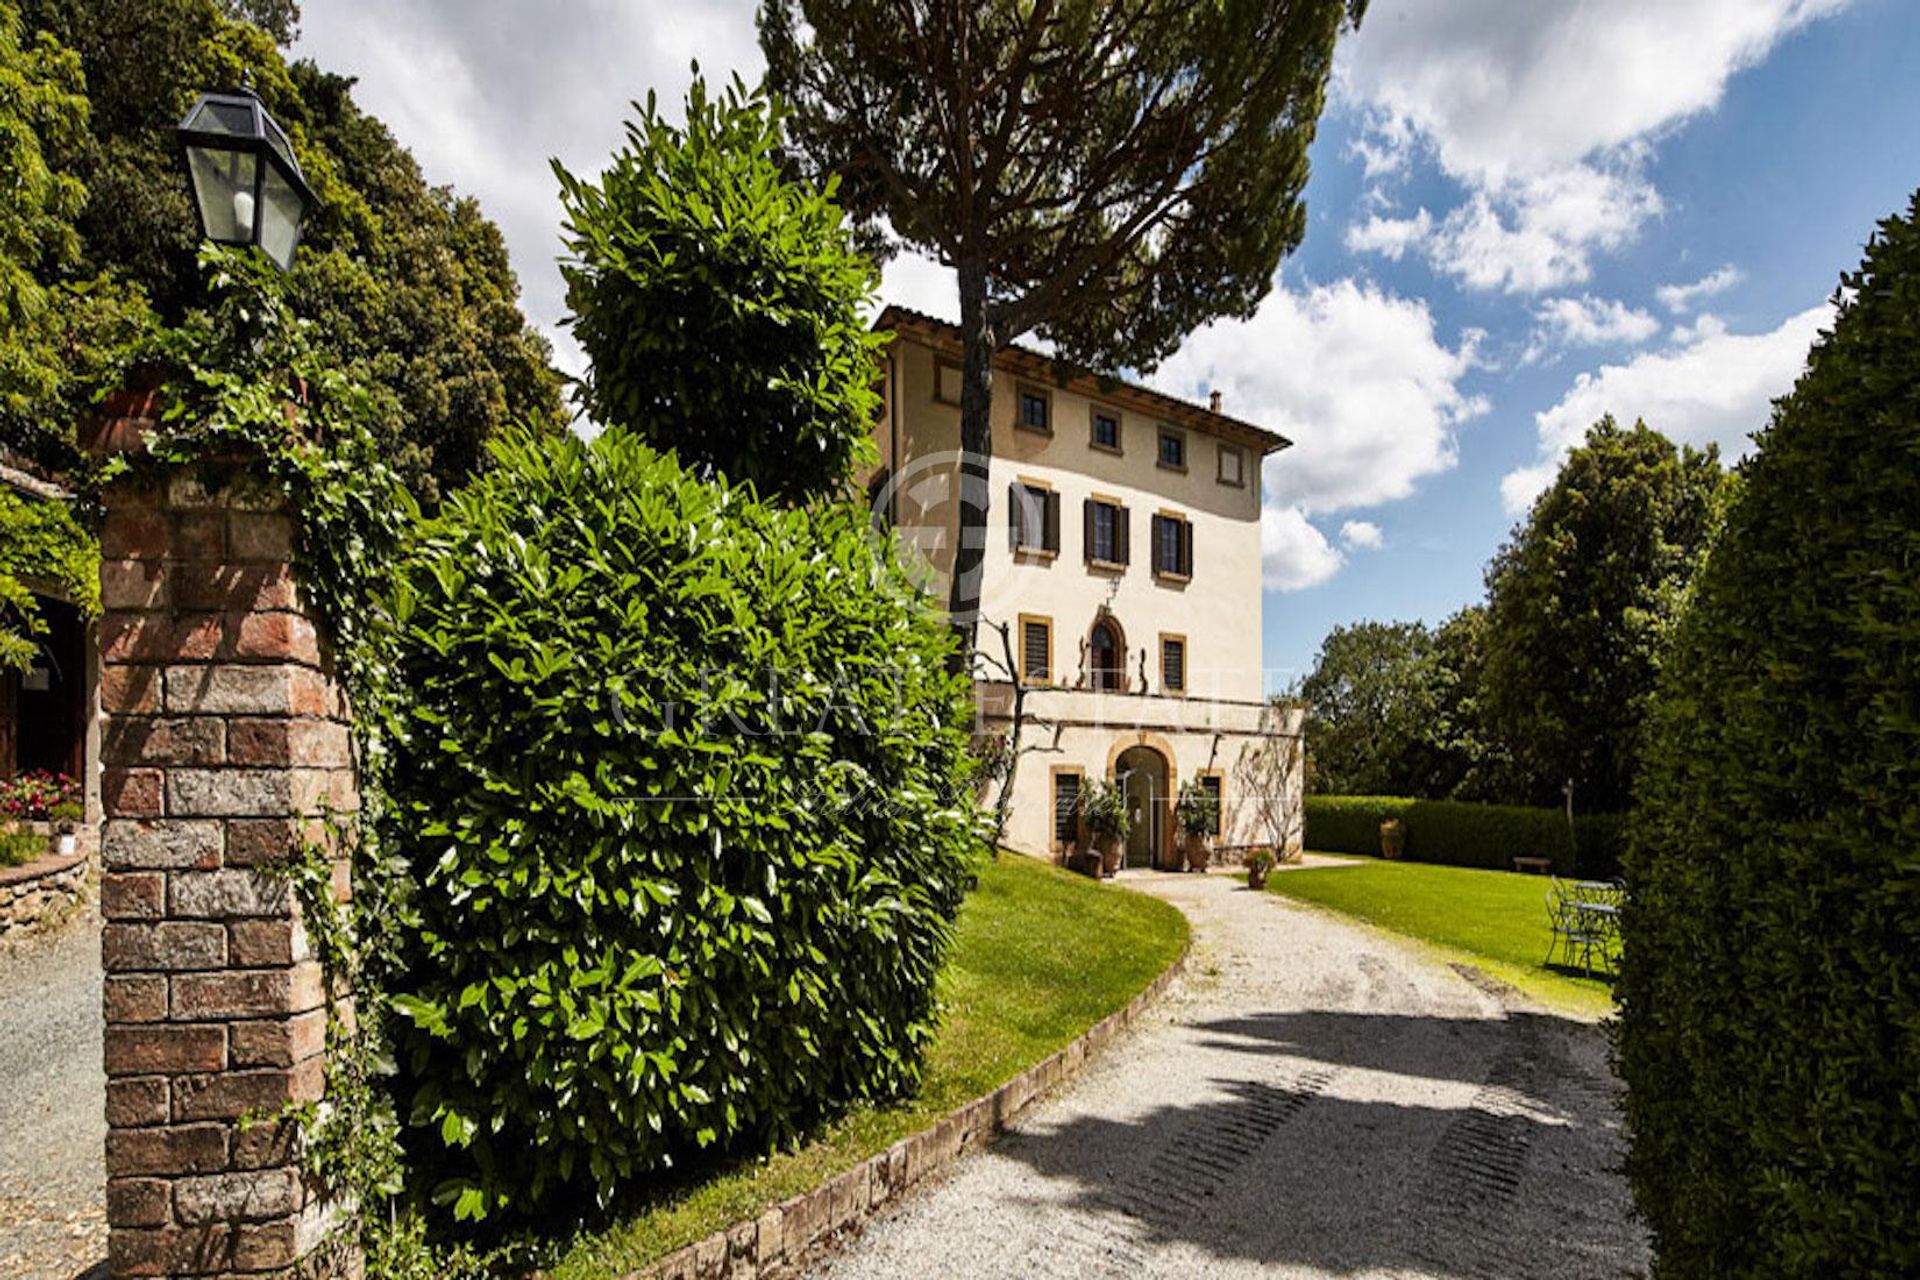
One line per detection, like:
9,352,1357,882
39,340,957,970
259,160,306,270
186,144,261,243
185,98,256,136
263,113,297,171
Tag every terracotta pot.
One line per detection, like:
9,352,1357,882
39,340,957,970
1247,864,1270,890
1184,831,1212,872
1096,832,1124,877
1067,851,1102,879
1380,819,1406,861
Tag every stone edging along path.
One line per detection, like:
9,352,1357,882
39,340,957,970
611,942,1192,1280
0,848,91,937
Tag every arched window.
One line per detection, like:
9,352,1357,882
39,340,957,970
1090,618,1123,692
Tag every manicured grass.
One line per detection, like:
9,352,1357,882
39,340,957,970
1266,857,1614,1017
549,853,1188,1279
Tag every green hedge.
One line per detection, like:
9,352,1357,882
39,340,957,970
383,426,979,1228
1304,795,1624,878
1617,193,1920,1275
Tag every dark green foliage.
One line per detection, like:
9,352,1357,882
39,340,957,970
761,0,1363,628
6,0,565,497
1304,795,1619,877
382,426,979,1225
1299,609,1514,802
1618,193,1920,1276
1482,416,1728,810
0,485,99,671
556,76,881,503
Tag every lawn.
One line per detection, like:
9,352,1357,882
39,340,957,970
1266,857,1614,1017
549,852,1189,1278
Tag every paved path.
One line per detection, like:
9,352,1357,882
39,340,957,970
0,908,105,1280
813,872,1648,1280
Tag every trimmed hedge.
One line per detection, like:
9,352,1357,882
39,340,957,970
1617,193,1920,1274
1304,795,1624,878
383,426,979,1227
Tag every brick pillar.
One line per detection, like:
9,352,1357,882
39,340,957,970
95,417,357,1277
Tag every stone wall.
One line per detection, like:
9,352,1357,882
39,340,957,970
0,847,90,935
95,440,356,1278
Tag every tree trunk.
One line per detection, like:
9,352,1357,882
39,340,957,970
949,263,996,667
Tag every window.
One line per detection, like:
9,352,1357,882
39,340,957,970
1052,769,1085,851
1009,481,1060,555
1017,386,1052,434
934,359,963,405
1083,497,1129,567
1020,614,1054,685
1161,633,1187,693
1199,771,1224,838
1158,427,1186,471
1090,406,1122,453
1151,512,1193,579
1218,443,1246,487
1090,618,1124,691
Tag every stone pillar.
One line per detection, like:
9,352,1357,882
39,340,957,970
95,414,356,1277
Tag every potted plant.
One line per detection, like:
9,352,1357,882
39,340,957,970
1380,818,1406,861
1176,781,1218,872
1083,780,1130,877
1245,848,1276,890
49,801,83,857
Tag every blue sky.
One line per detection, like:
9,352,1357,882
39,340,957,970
298,1,1920,684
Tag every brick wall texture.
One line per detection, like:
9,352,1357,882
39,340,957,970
97,451,355,1279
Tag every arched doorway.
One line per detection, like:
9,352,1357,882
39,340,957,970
1090,616,1124,691
1114,744,1169,870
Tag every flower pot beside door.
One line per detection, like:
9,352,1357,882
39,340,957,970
1083,780,1131,879
51,801,83,858
1176,781,1218,873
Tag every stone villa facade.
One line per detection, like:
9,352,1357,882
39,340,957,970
870,307,1305,868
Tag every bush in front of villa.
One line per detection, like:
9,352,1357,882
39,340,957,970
381,425,978,1227
1618,191,1920,1274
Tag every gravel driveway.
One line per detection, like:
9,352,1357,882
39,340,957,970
811,871,1649,1280
0,908,105,1280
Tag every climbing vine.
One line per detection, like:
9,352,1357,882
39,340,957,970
0,484,99,671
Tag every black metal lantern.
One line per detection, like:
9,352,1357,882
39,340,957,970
175,83,316,271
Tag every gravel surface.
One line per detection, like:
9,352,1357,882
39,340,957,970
811,871,1649,1280
0,907,106,1280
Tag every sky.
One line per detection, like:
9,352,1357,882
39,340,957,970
296,0,1920,684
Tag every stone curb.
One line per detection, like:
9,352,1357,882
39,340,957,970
616,941,1190,1280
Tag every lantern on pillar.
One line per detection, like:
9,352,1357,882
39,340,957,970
175,81,316,271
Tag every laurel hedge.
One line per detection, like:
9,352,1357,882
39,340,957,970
1304,795,1625,878
1617,192,1920,1275
382,425,979,1227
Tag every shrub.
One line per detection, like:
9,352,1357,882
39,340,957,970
1303,795,1621,876
1617,192,1920,1275
555,75,882,504
0,769,80,821
382,425,979,1227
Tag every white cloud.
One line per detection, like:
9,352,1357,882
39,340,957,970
1525,295,1662,362
1262,508,1345,592
1153,278,1484,590
1340,520,1384,551
1344,209,1432,260
1502,301,1831,512
1656,265,1746,312
1338,1,1851,291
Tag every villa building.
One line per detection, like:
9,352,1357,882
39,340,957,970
870,307,1305,869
